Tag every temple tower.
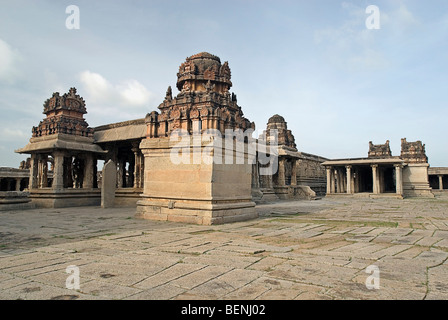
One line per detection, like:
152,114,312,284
16,88,106,207
400,138,433,197
136,53,258,225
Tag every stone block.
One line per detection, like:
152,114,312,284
101,160,116,208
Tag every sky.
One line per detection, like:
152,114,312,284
0,0,447,167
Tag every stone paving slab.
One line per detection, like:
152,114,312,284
2,194,448,300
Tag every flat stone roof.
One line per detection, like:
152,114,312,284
15,133,107,154
94,118,146,143
0,168,30,178
428,167,448,175
322,157,404,166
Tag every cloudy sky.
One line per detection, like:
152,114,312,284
0,0,447,167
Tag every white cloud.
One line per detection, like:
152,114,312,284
117,79,152,106
0,38,21,83
78,70,155,125
79,70,152,108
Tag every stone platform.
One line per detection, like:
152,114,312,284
1,194,448,300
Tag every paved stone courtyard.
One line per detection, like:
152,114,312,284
1,193,448,300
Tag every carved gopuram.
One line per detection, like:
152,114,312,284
322,139,434,199
251,115,327,202
16,88,107,207
135,52,258,225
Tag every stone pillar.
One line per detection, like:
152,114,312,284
337,169,344,193
372,165,379,194
346,165,352,194
439,175,444,190
139,153,144,188
83,153,94,189
277,158,286,186
117,160,124,188
326,167,332,194
15,178,21,191
395,164,403,195
38,155,48,188
331,169,336,194
291,160,297,186
132,147,140,189
29,154,38,189
52,151,65,191
380,167,385,193
252,163,260,189
101,160,117,208
64,157,73,188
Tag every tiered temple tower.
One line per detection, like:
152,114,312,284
136,53,258,225
16,88,105,207
145,52,253,138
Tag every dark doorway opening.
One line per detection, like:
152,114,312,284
357,166,373,193
383,167,396,193
429,175,439,189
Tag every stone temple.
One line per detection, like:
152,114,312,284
3,52,444,222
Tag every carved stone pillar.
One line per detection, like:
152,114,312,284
132,145,140,189
331,169,336,194
291,160,297,186
372,165,379,194
326,167,332,194
29,154,38,189
395,164,403,195
38,155,48,188
117,160,124,188
15,178,21,191
346,165,352,194
63,156,74,188
52,151,65,191
277,158,286,186
83,153,94,189
251,163,260,189
439,175,444,190
139,153,144,188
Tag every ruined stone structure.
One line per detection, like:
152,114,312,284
252,115,327,202
93,119,146,207
428,167,448,192
0,167,30,192
14,52,441,223
135,52,257,224
322,139,434,198
16,88,106,207
368,140,392,158
399,139,433,197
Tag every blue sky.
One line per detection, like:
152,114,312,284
0,0,447,167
